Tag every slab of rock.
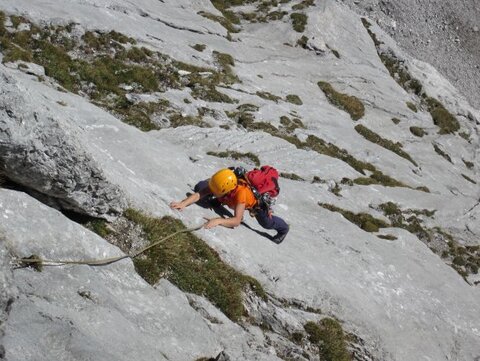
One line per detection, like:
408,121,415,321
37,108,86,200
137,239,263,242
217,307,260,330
0,72,126,217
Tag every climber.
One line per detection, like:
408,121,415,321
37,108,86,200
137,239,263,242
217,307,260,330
169,168,289,244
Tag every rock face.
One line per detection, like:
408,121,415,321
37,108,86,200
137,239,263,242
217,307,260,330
0,72,127,217
0,0,479,360
340,0,480,109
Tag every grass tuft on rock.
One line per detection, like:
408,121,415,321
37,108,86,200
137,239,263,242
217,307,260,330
319,203,389,232
424,96,460,134
207,150,260,166
409,126,426,137
304,319,351,361
192,43,206,52
124,209,265,321
290,13,307,32
354,124,417,166
318,82,365,120
280,172,304,181
433,143,452,163
0,17,238,131
256,91,282,103
285,94,303,105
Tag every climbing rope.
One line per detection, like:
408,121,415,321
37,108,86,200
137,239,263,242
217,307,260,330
15,224,204,268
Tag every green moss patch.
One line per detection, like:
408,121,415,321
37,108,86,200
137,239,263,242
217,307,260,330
319,203,389,232
198,11,240,34
361,19,461,135
305,135,373,174
292,0,315,10
424,97,460,134
361,18,383,47
285,94,303,105
0,16,237,131
304,319,352,361
318,81,365,120
432,144,452,163
280,172,304,181
353,171,410,189
355,124,417,166
463,159,474,169
124,209,265,321
290,12,308,32
207,150,260,166
406,102,417,112
192,44,206,52
280,115,305,132
376,202,480,280
377,234,397,240
256,91,282,103
409,126,426,137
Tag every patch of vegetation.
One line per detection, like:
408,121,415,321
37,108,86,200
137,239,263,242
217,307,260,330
0,17,237,131
212,50,239,84
279,115,304,132
207,150,260,166
361,18,383,47
319,203,389,233
296,35,309,48
198,11,239,34
280,172,304,181
85,219,112,238
391,117,401,125
432,143,452,163
406,102,417,112
318,81,365,120
82,30,136,50
326,44,340,58
304,319,352,361
256,91,282,103
462,174,476,184
409,126,426,137
353,171,411,189
229,100,413,190
361,18,461,135
124,209,265,321
424,96,460,134
285,94,303,105
459,131,470,141
354,124,418,166
290,12,307,32
415,186,430,193
436,229,480,280
292,0,315,10
463,159,474,169
191,43,206,52
377,234,397,240
305,135,374,175
378,202,433,243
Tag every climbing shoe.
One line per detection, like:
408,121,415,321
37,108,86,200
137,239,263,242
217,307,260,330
271,232,287,244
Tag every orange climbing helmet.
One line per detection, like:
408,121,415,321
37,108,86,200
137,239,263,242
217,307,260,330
208,168,237,196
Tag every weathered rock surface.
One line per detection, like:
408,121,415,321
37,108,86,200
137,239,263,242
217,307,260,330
340,0,480,109
0,189,283,361
0,0,479,360
0,72,127,217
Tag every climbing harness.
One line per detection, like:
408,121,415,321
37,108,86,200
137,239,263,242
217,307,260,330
14,224,204,268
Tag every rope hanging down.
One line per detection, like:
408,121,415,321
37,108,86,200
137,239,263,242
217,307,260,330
15,224,204,268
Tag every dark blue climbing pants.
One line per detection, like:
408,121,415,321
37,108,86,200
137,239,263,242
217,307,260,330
194,180,289,236
254,207,289,236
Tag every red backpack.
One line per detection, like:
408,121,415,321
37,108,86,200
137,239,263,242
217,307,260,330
245,166,280,198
